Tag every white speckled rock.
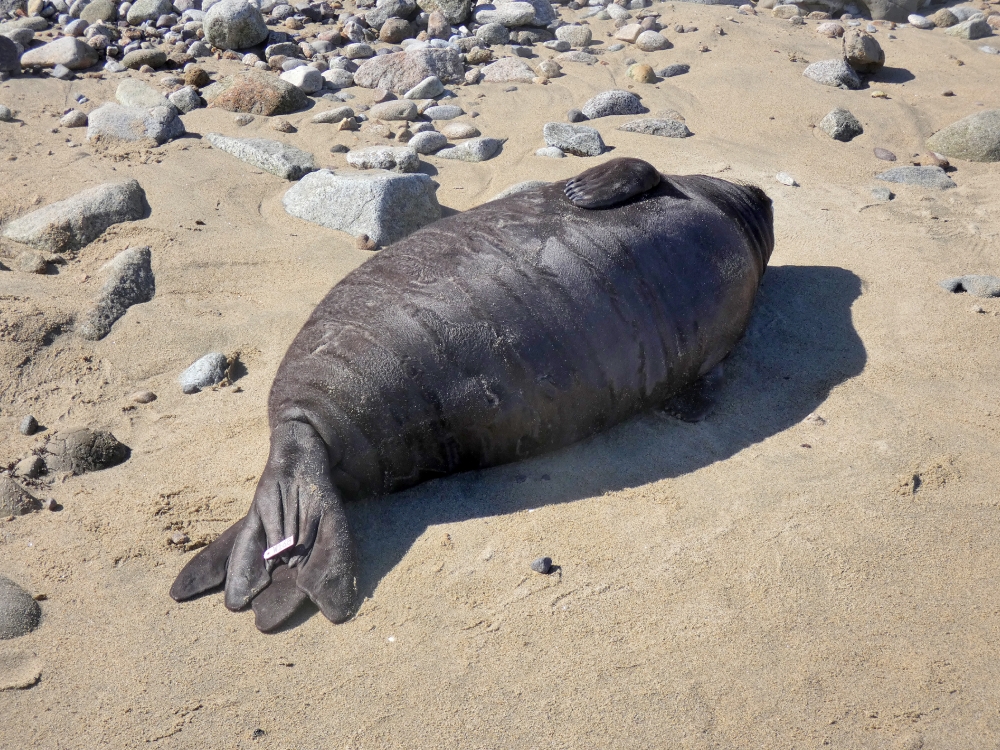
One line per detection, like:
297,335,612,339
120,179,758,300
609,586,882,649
179,352,229,394
20,36,99,69
280,65,323,93
86,103,185,146
346,145,420,172
202,0,268,50
408,130,449,154
206,133,317,179
434,136,504,161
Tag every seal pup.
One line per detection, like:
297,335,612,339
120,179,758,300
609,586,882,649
170,158,775,632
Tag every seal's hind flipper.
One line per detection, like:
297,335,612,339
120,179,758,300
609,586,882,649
564,158,661,209
663,364,724,423
251,564,312,633
169,517,245,601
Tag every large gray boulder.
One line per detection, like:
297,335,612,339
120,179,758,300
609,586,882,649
926,110,1000,162
353,47,464,93
86,104,185,147
945,18,992,40
859,0,918,22
203,0,269,50
416,0,470,24
79,246,156,341
0,576,41,640
0,35,20,75
116,78,176,112
206,133,316,179
283,169,441,247
20,37,99,69
2,179,147,254
126,0,173,25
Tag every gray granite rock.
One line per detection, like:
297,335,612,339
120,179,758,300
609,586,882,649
311,106,354,123
926,110,1000,162
542,122,604,156
618,118,692,137
477,21,509,45
657,63,690,77
2,179,146,254
581,89,646,119
78,246,155,340
120,48,168,69
0,576,41,639
434,136,504,161
0,104,13,121
354,47,465,94
369,99,419,121
0,35,20,75
802,58,861,89
423,104,463,120
535,146,565,157
0,477,40,518
346,145,420,172
939,275,1000,298
556,51,597,65
863,0,918,22
168,86,202,113
44,429,129,474
819,107,863,141
126,0,172,25
408,130,449,154
60,109,89,127
635,30,670,51
843,29,884,73
416,0,470,24
203,70,309,115
20,36,98,69
555,24,591,47
283,168,441,246
80,0,118,22
86,103,185,146
116,78,175,112
945,18,991,39
206,133,316,179
474,1,535,27
179,352,228,394
403,75,444,99
481,56,535,82
876,166,956,189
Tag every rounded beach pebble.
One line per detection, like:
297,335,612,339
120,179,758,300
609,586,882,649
179,352,229,394
0,576,41,640
531,556,553,574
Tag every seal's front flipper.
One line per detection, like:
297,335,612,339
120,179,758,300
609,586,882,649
170,517,245,602
252,565,311,633
564,158,661,209
663,364,724,423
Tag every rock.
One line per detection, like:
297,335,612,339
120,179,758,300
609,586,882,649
2,179,146,255
581,89,645,119
874,147,896,161
416,0,470,25
929,8,958,27
279,65,323,93
126,0,172,24
530,556,552,574
380,18,415,43
44,429,129,474
556,51,598,65
19,415,37,436
657,63,689,78
926,110,1000,163
512,0,555,26
168,86,202,114
817,21,844,36
434,136,503,161
408,130,448,154
120,48,168,69
440,121,479,138
50,64,75,81
184,67,211,88
818,107,863,141
775,172,798,186
0,36,21,75
424,105,463,120
802,59,861,89
78,246,155,341
876,166,956,189
403,75,444,99
271,118,295,133
907,13,933,29
474,1,535,27
131,390,157,403
311,106,354,123
0,577,41,639
116,78,175,111
945,18,991,39
634,30,670,51
536,59,561,78
20,37,98,70
322,68,355,89
179,352,228,394
0,475,40,516
365,0,417,29
353,48,464,94
477,21,510,45
627,64,656,83
207,132,318,180
492,180,547,200
843,29,884,73
369,99,419,121
426,10,451,38
346,145,420,172
15,251,47,274
555,24,591,47
481,56,535,83
344,43,376,60
205,71,309,115
60,109,88,128
940,275,1000,298
283,168,441,246
542,122,604,156
14,455,44,479
80,0,117,22
535,146,564,157
86,104,186,147
618,118,692,137
862,0,918,22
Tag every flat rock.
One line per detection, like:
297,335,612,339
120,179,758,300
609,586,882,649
86,104,185,147
283,168,441,246
44,429,129,474
346,145,420,172
555,51,597,65
312,106,354,124
657,63,690,77
204,71,309,115
0,476,40,517
581,89,645,119
404,76,444,99
120,49,167,69
474,1,536,27
127,0,172,24
940,275,1000,298
926,109,1000,162
423,105,463,120
819,107,863,141
0,577,41,640
78,246,155,340
542,122,604,156
20,37,98,70
876,166,956,189
179,352,228,394
408,130,449,154
803,59,861,89
207,133,316,179
481,56,535,83
354,48,464,94
369,99,419,121
416,0,471,24
945,18,991,39
618,118,692,137
536,146,565,157
116,78,175,111
2,179,146,254
440,121,479,138
555,24,592,47
434,136,504,161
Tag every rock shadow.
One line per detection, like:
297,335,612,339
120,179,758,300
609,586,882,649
868,66,916,85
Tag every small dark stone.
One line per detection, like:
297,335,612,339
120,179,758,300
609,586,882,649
530,556,553,574
567,108,585,123
330,144,350,153
657,63,690,78
19,415,38,436
252,728,266,739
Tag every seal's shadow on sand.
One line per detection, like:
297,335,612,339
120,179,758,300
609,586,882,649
296,265,865,628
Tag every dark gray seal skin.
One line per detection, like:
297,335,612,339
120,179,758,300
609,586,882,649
170,158,775,632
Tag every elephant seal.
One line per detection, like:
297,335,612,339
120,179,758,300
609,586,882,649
170,158,774,632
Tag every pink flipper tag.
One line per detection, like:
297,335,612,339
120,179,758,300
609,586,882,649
263,535,295,561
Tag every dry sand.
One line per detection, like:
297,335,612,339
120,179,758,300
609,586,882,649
2,3,1000,747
